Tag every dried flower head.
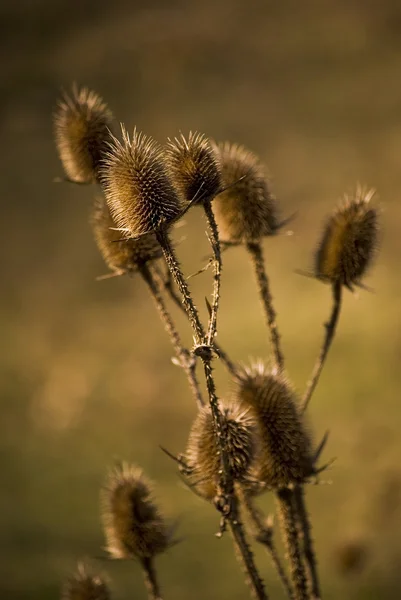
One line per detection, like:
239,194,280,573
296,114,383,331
91,196,162,274
62,562,110,600
213,142,279,243
101,127,183,238
235,362,313,489
101,463,172,560
54,85,114,183
165,132,222,204
315,187,378,290
184,402,256,500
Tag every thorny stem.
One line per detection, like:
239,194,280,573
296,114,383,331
239,487,294,600
302,281,342,411
156,228,268,600
203,199,221,346
140,557,162,600
293,485,321,600
138,263,204,408
246,241,285,374
277,488,308,600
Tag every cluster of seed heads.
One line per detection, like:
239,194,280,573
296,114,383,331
62,563,110,600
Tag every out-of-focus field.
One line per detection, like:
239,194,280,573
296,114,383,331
1,0,401,598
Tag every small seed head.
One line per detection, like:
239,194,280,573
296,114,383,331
184,403,256,500
101,127,183,238
91,196,162,274
235,362,313,489
213,142,279,243
315,187,378,290
62,562,110,600
54,85,114,183
101,463,172,560
165,132,222,204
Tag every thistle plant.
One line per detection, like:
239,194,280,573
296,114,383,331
54,85,380,600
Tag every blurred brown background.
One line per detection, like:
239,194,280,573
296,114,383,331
1,0,401,598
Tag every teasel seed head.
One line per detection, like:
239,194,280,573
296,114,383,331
54,85,114,183
101,462,173,560
235,362,313,489
315,186,379,290
165,132,222,204
184,402,257,501
91,196,163,274
212,142,280,243
62,562,111,600
101,127,183,238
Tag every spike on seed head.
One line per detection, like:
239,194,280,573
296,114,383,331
101,127,183,238
62,562,111,600
315,186,379,290
165,132,222,204
235,362,313,489
91,196,163,274
184,402,257,500
212,142,280,243
101,462,172,560
54,85,114,183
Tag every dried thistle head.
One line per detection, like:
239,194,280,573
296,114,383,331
184,402,256,501
235,362,313,489
62,562,110,600
165,132,222,204
101,127,183,238
315,186,379,290
54,85,114,183
212,142,280,243
101,462,173,560
91,196,162,274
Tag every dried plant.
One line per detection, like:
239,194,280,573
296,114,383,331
62,562,111,600
54,86,380,600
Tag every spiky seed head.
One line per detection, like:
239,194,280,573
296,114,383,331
62,562,110,600
212,142,279,243
101,127,183,238
184,403,256,500
54,85,114,183
101,462,172,560
165,132,222,204
235,362,313,489
91,196,162,274
315,187,378,290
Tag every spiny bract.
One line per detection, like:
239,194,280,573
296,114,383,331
235,362,313,489
165,132,222,204
315,187,378,290
184,402,256,501
213,142,279,243
101,462,172,560
54,85,113,183
101,127,183,238
91,196,162,274
62,562,111,600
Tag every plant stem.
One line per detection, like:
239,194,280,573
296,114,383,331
138,263,204,408
277,488,308,600
293,485,321,600
203,199,221,346
246,241,284,374
301,280,342,411
140,557,162,600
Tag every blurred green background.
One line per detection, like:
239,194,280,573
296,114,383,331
2,0,401,598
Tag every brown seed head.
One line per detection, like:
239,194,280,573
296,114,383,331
54,85,114,183
213,142,279,243
165,132,222,204
91,196,162,274
184,402,256,500
315,186,379,290
62,562,111,600
101,127,183,238
101,462,172,560
235,362,313,489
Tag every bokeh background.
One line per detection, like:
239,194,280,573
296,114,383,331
2,0,401,598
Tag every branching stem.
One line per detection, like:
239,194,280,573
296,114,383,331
293,485,321,600
203,199,221,346
140,557,162,600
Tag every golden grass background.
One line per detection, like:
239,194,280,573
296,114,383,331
1,0,401,597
